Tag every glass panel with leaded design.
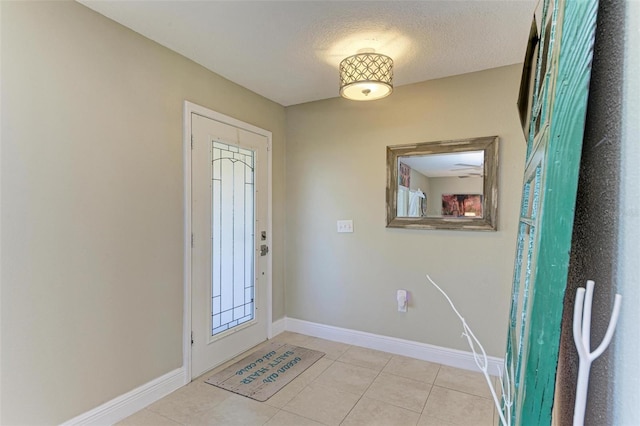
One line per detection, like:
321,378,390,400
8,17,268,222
211,141,255,336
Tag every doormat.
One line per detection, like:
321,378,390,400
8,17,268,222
205,341,325,402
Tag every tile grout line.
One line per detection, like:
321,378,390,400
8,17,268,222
430,383,496,400
276,345,343,425
337,352,392,425
260,404,280,426
143,408,186,426
419,364,441,417
361,355,441,418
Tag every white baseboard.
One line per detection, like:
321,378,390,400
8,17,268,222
61,368,186,426
271,317,286,337
283,317,504,375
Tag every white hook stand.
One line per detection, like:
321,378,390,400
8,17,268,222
572,280,622,426
427,275,512,426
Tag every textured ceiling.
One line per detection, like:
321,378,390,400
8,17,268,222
79,1,537,106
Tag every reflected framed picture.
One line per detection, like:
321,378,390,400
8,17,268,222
399,162,410,188
442,194,483,218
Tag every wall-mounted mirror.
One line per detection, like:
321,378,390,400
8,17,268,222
386,136,499,231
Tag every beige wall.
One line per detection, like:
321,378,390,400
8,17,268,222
0,2,285,424
409,168,430,193
285,65,526,358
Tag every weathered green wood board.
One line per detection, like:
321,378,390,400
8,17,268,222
505,0,599,424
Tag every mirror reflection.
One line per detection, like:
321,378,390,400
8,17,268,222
397,151,484,218
386,136,498,231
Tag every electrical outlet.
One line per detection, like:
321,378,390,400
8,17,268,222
337,220,353,233
397,289,408,312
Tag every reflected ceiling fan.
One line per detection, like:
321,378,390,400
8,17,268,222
451,163,483,178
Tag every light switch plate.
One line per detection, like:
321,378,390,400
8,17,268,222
337,220,353,233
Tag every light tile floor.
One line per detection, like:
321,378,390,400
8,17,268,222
118,332,500,426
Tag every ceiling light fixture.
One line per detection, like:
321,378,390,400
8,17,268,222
339,48,393,101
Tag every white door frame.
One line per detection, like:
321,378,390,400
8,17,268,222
182,100,273,382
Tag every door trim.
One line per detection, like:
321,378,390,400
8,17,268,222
183,100,273,382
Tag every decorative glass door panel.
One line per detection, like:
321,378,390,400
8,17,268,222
211,141,255,337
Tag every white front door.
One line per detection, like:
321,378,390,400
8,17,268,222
190,110,270,379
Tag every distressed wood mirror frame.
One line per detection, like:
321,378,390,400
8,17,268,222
386,136,499,231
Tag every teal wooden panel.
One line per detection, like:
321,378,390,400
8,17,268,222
505,0,599,424
521,0,599,423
